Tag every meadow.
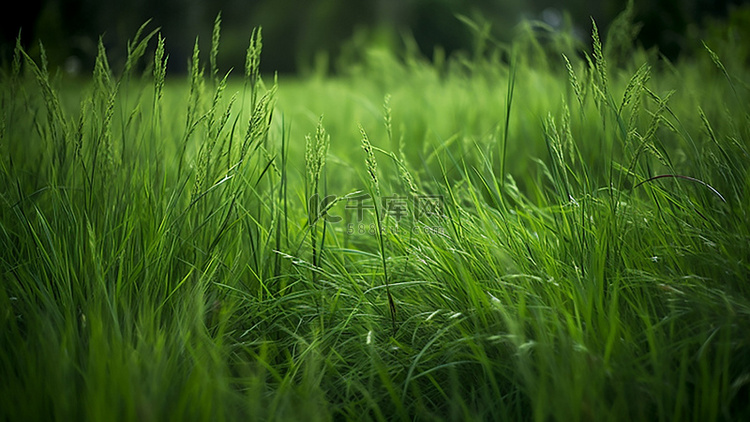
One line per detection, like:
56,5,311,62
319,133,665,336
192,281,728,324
2,8,750,421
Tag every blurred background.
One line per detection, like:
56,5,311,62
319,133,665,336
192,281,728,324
1,0,747,76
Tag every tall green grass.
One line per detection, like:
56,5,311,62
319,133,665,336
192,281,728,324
2,8,750,421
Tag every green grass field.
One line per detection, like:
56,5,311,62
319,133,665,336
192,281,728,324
2,8,750,421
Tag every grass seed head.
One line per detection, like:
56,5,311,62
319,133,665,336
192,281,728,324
153,33,168,105
359,124,380,198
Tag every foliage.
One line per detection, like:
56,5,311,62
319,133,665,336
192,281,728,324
2,9,750,422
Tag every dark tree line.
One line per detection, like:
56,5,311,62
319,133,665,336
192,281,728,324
1,0,746,75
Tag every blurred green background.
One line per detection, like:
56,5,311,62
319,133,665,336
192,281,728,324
1,0,746,75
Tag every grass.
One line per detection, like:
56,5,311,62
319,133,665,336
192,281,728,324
2,8,750,421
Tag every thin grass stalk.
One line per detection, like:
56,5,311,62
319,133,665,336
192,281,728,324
306,117,329,283
360,124,396,335
500,44,517,202
178,37,204,178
